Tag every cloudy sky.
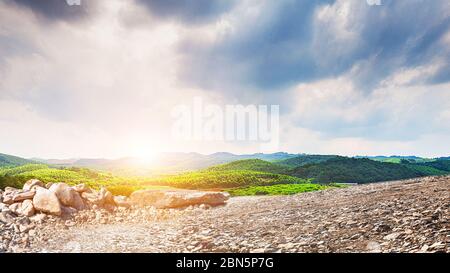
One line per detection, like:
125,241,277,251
0,0,449,159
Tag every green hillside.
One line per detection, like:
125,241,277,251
417,160,450,172
359,156,434,164
277,155,337,167
0,163,307,195
147,170,306,189
0,153,35,167
288,157,429,184
207,159,290,174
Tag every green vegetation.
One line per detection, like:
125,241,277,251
288,157,427,184
0,153,36,167
360,156,434,164
0,164,307,195
277,155,337,167
227,183,339,196
0,164,145,194
417,160,450,172
145,170,307,189
207,159,290,174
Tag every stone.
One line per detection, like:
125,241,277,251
61,206,78,216
113,195,131,208
12,191,35,202
23,179,44,191
0,203,8,212
81,191,104,206
383,232,401,241
18,200,35,217
19,224,33,233
9,203,21,215
366,241,382,252
81,187,114,208
2,195,14,205
72,183,91,193
0,211,15,224
32,187,62,216
49,183,86,210
45,182,54,189
99,187,115,205
429,242,445,250
4,187,19,194
29,213,46,223
129,190,230,208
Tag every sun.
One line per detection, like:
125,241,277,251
129,142,159,165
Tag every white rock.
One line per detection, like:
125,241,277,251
72,183,91,193
18,200,35,217
49,183,86,210
23,179,44,191
113,195,131,208
129,190,230,208
12,191,35,202
29,213,47,223
383,232,401,241
32,187,62,216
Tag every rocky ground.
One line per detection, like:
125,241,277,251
1,176,449,253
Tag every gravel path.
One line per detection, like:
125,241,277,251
33,176,449,253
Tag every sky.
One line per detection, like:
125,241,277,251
0,0,449,159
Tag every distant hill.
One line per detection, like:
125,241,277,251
207,159,290,174
416,160,450,172
34,152,299,175
0,153,36,167
288,157,431,184
356,155,434,163
277,155,337,167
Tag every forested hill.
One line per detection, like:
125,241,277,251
0,153,36,167
277,155,338,167
207,159,290,174
287,157,450,184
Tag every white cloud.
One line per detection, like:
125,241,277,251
0,0,449,158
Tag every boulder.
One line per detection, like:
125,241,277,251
4,187,19,194
99,187,115,205
9,203,21,215
45,182,54,189
0,203,8,212
113,195,131,208
129,190,230,208
9,200,35,217
32,187,62,216
23,179,44,191
19,200,35,217
72,183,91,193
81,187,114,207
49,183,86,210
12,191,35,202
81,191,101,205
2,194,14,205
29,213,46,223
0,211,15,224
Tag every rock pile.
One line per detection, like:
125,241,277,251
0,179,230,252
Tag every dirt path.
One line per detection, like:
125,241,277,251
33,177,449,253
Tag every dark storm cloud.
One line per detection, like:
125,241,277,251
135,0,237,24
9,0,94,22
178,0,450,91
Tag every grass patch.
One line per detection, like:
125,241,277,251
227,183,336,196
